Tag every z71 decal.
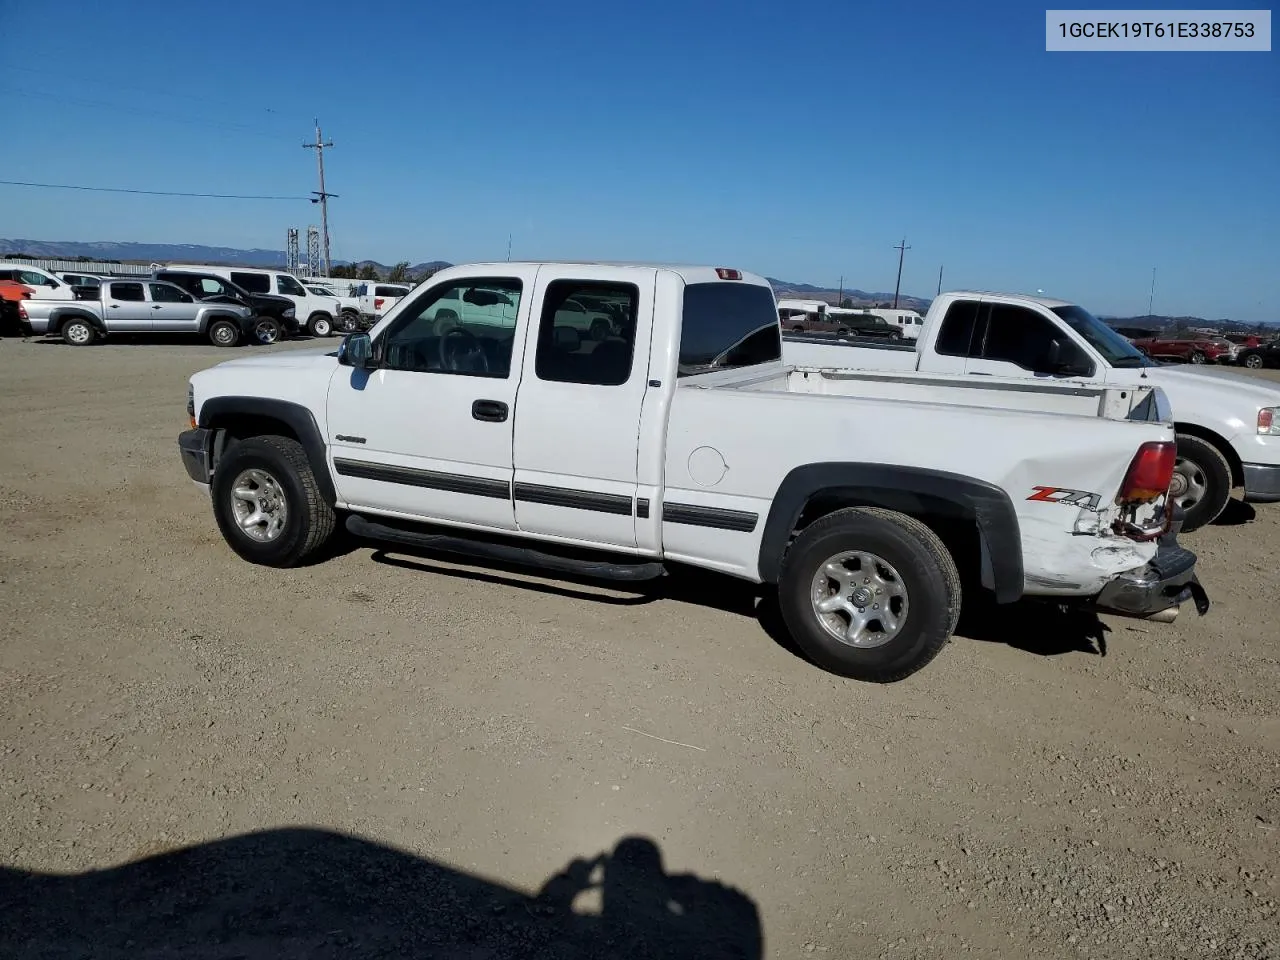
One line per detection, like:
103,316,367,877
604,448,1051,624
1027,485,1101,511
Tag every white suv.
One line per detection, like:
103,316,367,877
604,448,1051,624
0,265,78,300
165,265,341,337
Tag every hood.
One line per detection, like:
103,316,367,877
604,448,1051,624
208,344,338,371
1146,363,1280,402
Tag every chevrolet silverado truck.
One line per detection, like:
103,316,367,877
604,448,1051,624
177,262,1207,683
21,278,255,346
784,291,1280,532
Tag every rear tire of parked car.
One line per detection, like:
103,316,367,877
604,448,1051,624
1189,351,1206,364
1243,352,1264,369
777,506,961,682
208,319,241,347
252,317,281,345
589,319,611,341
307,313,333,337
61,318,96,346
338,311,360,334
1172,433,1232,532
210,435,336,567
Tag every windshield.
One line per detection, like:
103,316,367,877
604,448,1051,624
1050,304,1154,368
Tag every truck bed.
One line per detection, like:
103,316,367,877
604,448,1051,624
709,362,1163,423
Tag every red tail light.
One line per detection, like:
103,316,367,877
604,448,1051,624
374,297,385,310
715,268,742,280
17,303,27,319
1117,441,1176,504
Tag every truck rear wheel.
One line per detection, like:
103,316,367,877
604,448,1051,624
61,318,96,346
338,310,360,334
1171,433,1232,532
778,507,961,682
210,435,335,567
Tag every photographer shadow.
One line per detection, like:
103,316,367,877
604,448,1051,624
0,828,762,960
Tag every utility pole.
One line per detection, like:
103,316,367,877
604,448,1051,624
837,274,843,307
936,264,944,296
507,234,512,262
892,236,911,309
303,119,336,277
1147,266,1156,318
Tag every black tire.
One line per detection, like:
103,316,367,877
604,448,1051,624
208,319,240,347
791,324,805,334
307,313,333,337
1172,433,1232,532
338,310,360,334
777,506,961,682
1189,350,1206,364
61,318,96,346
1243,353,1263,369
589,318,610,341
252,317,282,345
210,436,336,567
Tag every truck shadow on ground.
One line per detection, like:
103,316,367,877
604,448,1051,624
367,549,1110,664
1213,498,1257,526
0,829,763,960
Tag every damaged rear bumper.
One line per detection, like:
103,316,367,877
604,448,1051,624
1094,534,1210,622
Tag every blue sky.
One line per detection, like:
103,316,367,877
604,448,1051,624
3,0,1277,320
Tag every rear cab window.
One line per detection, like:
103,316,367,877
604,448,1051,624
678,281,781,376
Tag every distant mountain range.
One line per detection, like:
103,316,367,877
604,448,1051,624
767,279,932,313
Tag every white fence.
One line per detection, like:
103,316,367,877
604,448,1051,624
1,258,153,277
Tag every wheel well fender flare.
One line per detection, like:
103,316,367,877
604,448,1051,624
1173,422,1242,488
198,397,336,505
53,309,107,334
757,462,1025,604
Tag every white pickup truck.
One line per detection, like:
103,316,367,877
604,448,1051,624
177,262,1207,683
784,291,1280,532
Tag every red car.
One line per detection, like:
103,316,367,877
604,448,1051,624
1225,333,1265,349
1129,333,1235,364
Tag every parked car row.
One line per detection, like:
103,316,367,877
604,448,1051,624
178,261,1213,686
4,263,368,346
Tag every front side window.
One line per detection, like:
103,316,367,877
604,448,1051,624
276,274,307,297
980,304,1092,373
379,278,523,378
535,280,638,386
110,282,145,302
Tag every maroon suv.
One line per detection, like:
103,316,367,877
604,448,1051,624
1129,333,1235,364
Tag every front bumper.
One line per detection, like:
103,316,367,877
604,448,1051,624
178,428,213,485
1242,462,1280,504
1094,534,1210,620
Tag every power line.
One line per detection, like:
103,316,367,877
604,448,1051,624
0,179,308,201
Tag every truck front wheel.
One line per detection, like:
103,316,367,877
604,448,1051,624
1171,434,1232,532
307,313,333,337
210,435,335,567
778,507,961,683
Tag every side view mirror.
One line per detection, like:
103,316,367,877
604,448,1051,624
338,332,375,369
1044,338,1091,377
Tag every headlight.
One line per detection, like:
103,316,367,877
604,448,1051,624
1259,407,1280,435
283,307,296,318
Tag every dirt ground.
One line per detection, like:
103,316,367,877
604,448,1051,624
1,335,1277,960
